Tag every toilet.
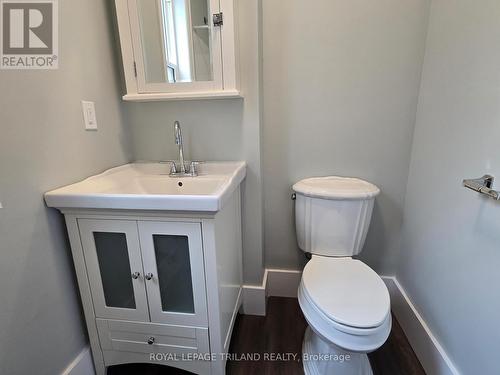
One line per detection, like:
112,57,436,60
293,176,391,375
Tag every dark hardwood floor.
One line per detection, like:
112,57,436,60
227,297,425,375
109,297,425,375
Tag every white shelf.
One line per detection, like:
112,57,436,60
122,90,243,102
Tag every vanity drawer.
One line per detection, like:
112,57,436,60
96,319,210,356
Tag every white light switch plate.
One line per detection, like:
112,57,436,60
82,101,98,130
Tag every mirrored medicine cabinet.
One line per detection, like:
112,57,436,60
115,0,240,101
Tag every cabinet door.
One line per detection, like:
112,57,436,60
138,221,207,326
78,219,149,321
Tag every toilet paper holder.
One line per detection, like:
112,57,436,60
463,175,500,200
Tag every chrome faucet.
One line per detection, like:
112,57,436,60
167,121,201,177
174,121,186,174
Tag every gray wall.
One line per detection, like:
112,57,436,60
0,1,131,374
398,1,500,373
261,0,431,273
127,0,264,285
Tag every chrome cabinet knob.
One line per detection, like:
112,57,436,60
131,272,140,279
145,273,154,281
147,337,155,345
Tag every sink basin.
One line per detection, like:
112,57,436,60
45,161,246,212
131,176,226,195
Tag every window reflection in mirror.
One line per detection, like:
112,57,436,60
137,0,213,84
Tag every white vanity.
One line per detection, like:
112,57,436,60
45,162,246,375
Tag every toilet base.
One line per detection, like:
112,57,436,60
302,327,373,375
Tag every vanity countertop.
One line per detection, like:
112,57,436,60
45,161,246,212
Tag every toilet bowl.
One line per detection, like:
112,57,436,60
292,177,391,375
298,256,391,375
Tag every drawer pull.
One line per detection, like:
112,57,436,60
131,272,140,279
147,337,155,345
145,273,154,281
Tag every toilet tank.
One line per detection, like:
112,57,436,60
293,177,380,257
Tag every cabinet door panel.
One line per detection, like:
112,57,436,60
153,234,195,314
94,232,137,309
138,221,207,326
78,219,149,321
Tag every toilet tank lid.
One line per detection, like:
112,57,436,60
293,176,380,200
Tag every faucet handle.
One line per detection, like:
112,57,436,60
159,160,178,174
170,162,178,174
188,161,203,176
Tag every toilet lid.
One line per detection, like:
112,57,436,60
302,257,390,329
293,176,380,200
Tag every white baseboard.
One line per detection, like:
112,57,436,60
382,276,460,375
266,268,303,298
61,347,95,375
242,268,303,316
242,270,268,316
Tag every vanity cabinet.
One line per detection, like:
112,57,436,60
60,188,243,375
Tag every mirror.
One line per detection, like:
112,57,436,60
115,0,239,100
137,0,213,84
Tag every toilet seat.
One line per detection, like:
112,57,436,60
302,256,390,329
298,256,392,352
